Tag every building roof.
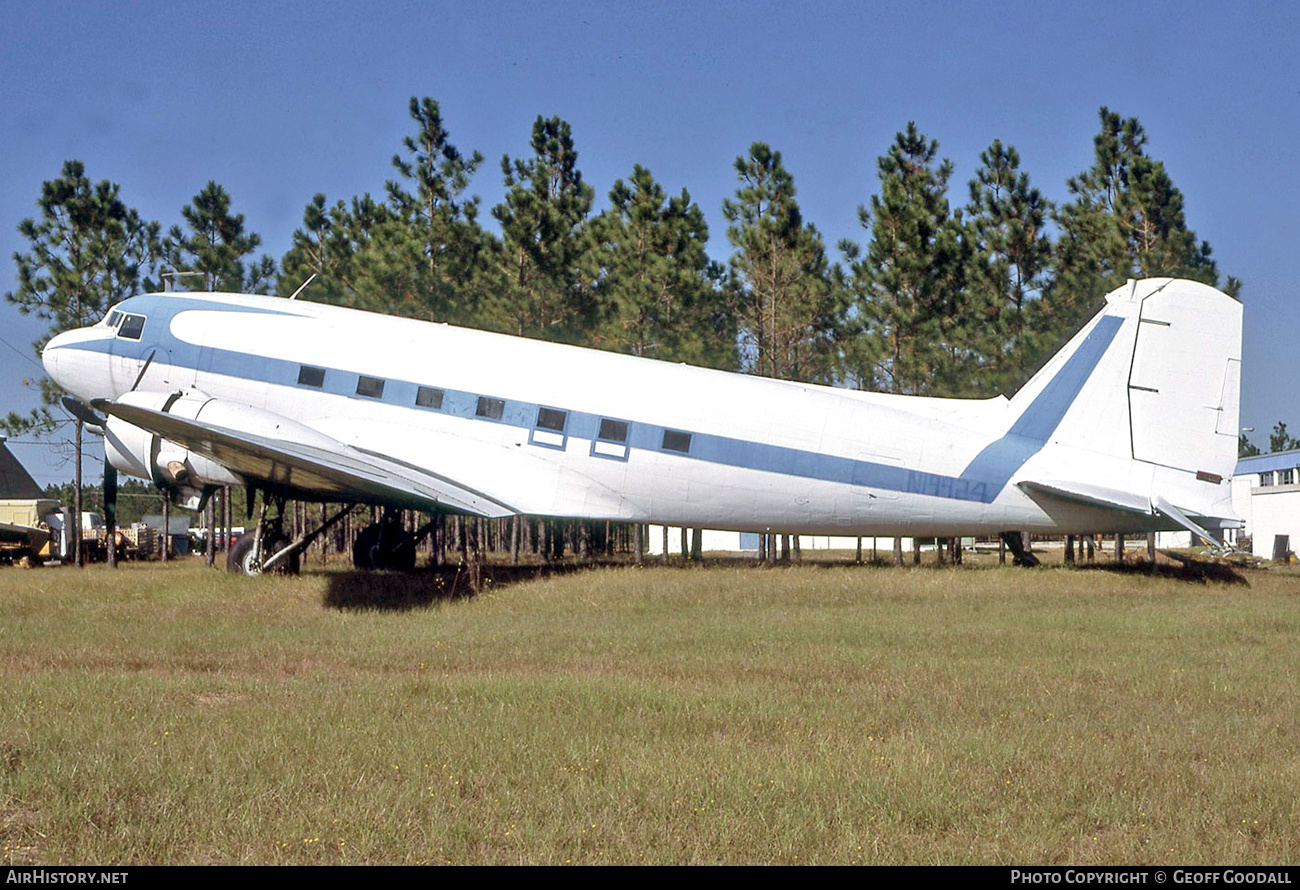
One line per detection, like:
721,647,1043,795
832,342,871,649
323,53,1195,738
1236,448,1300,474
0,438,45,499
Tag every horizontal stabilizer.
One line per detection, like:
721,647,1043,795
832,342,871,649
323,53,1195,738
1019,480,1229,548
97,400,518,519
1017,479,1152,515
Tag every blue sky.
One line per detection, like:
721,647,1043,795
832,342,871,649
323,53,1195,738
1,0,1296,484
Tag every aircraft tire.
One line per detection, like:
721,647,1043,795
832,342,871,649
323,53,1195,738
352,522,417,571
228,530,300,576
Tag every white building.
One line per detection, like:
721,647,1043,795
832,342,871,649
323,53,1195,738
1233,449,1300,559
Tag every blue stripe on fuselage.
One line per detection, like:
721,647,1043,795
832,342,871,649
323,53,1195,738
957,315,1123,494
54,298,1124,505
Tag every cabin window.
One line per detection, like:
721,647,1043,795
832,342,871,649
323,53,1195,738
298,365,326,387
662,429,692,453
1260,472,1275,486
1281,469,1296,486
118,314,146,340
592,417,631,460
598,418,628,443
356,376,385,399
476,396,505,420
536,407,567,432
529,407,568,449
415,386,444,409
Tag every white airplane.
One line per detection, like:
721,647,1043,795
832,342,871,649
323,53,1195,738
41,277,1242,573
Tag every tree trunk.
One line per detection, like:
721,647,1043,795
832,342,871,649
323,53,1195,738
104,464,117,569
204,497,215,568
73,419,83,568
161,493,170,562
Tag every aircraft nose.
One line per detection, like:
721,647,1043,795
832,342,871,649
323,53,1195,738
42,330,73,385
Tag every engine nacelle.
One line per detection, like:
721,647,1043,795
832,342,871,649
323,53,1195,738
105,390,337,505
105,392,243,510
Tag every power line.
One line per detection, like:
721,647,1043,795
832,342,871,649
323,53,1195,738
0,332,44,374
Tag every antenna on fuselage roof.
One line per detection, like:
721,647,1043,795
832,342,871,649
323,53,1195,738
160,270,205,293
287,273,317,301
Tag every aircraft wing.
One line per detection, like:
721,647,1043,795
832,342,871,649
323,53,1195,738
1017,479,1226,547
97,400,519,519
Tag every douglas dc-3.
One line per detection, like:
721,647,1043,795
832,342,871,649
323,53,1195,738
41,277,1242,574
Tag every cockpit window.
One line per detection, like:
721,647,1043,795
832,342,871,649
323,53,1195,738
104,310,123,328
117,314,146,340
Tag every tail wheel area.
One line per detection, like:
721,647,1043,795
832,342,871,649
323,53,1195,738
228,530,300,576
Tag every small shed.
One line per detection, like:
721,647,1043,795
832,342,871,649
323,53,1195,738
140,514,194,557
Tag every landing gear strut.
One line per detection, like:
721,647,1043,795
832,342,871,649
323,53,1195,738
227,495,355,576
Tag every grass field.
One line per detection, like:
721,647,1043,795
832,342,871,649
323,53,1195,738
1,555,1297,865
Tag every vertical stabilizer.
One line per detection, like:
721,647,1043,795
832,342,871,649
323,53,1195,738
1126,280,1242,481
1002,278,1242,537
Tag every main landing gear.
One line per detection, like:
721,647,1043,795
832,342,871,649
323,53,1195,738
227,494,354,576
351,508,418,571
227,496,437,576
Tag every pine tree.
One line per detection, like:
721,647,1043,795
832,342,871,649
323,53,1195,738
166,182,273,292
723,144,841,383
1269,422,1299,453
492,116,595,343
583,165,734,368
964,140,1054,394
385,96,490,323
1048,108,1240,349
4,160,162,565
842,123,968,395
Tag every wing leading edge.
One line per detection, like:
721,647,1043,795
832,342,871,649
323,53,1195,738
97,400,518,519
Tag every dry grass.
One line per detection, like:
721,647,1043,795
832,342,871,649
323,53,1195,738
0,556,1297,864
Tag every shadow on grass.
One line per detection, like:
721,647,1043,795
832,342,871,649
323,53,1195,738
322,550,1252,609
1070,558,1250,586
323,561,604,611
